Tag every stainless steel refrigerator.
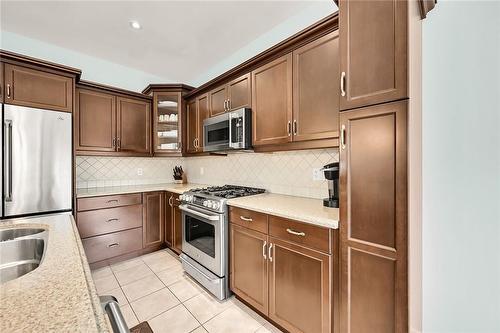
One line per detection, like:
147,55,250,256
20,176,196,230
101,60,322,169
2,104,72,218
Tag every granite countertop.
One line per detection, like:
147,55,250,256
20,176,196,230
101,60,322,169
227,193,339,229
0,213,109,332
76,183,209,198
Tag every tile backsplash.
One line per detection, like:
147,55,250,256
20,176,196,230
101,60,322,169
76,149,339,199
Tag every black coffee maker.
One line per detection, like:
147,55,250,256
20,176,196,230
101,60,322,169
322,162,339,208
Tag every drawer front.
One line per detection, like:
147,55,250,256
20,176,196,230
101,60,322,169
82,227,143,263
77,193,142,211
229,207,268,234
77,204,143,238
269,216,331,254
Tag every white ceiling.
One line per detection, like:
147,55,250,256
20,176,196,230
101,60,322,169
1,1,337,85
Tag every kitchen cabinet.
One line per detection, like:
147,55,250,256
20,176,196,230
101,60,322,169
3,63,73,112
143,191,165,248
167,192,183,254
152,92,182,155
229,208,332,333
292,30,339,142
117,97,151,154
339,0,408,110
75,88,116,152
186,94,209,153
197,94,209,150
230,224,268,314
339,100,408,333
0,63,3,102
208,73,251,117
209,85,227,117
251,54,292,146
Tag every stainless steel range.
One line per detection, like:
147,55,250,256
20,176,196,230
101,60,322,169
179,185,265,300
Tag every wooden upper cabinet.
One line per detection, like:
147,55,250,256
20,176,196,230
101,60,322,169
339,0,408,110
230,224,268,315
209,85,227,117
152,92,182,156
268,237,331,333
292,30,339,142
197,94,209,150
186,99,198,153
143,191,165,248
251,54,293,146
75,88,116,152
117,96,151,155
339,100,408,333
227,73,251,111
4,64,73,112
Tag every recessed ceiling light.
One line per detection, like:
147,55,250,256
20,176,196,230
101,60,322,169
129,20,141,30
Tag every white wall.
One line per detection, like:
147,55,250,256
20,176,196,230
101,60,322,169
422,1,500,332
0,31,172,92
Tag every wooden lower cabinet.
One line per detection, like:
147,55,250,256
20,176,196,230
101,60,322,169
167,192,183,254
165,193,173,247
268,237,331,333
143,192,165,248
230,224,268,314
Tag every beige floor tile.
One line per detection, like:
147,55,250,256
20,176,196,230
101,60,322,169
142,251,180,272
110,257,143,273
231,298,268,326
122,275,164,301
93,274,119,294
130,288,180,321
203,305,263,333
99,287,128,306
183,292,233,324
120,304,139,328
168,277,204,302
156,264,186,286
91,266,113,280
148,304,199,333
114,262,154,286
191,327,208,333
255,323,284,333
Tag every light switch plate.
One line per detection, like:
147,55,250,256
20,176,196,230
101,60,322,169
312,168,324,181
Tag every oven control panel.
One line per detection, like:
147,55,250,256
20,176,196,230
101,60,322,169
180,193,224,212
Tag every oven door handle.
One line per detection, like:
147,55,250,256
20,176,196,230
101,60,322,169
179,204,220,221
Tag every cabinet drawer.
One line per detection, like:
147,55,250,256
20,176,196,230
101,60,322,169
77,204,143,238
77,193,142,211
269,216,331,254
82,227,143,263
229,207,268,234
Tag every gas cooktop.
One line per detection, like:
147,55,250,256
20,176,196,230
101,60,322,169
189,185,266,199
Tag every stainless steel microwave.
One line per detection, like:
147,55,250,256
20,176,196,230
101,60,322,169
203,108,252,152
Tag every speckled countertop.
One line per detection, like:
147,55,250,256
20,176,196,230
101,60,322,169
76,183,209,198
227,193,339,229
0,213,110,332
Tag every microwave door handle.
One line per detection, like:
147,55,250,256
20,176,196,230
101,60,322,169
179,204,220,221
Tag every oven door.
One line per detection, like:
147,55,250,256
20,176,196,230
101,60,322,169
203,113,229,152
180,204,225,277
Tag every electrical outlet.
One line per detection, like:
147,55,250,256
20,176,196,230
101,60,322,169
137,168,143,176
312,168,324,181
200,167,205,175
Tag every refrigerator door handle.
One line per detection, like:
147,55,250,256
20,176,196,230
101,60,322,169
4,119,12,202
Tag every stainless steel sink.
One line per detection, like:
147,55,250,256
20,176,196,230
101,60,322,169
0,228,47,283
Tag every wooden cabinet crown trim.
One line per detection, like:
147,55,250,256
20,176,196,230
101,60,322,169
77,80,152,101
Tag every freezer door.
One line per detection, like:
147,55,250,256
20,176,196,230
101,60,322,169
4,105,72,216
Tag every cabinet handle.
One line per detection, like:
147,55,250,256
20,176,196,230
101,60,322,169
262,241,267,260
340,124,346,150
340,72,346,97
112,138,116,148
239,216,253,222
268,243,273,262
293,120,297,135
227,99,231,110
107,243,120,248
117,137,121,149
286,228,306,237
106,218,119,223
106,199,119,204
169,196,173,207
6,84,11,98
287,121,291,136
223,100,226,111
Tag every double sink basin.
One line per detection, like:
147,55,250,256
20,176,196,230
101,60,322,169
0,227,48,283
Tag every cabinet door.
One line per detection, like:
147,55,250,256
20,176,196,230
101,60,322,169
228,73,251,111
230,224,268,315
165,193,173,247
339,0,407,110
172,194,183,254
186,99,198,153
0,63,4,103
117,97,151,154
4,64,73,112
251,54,292,146
339,100,407,333
75,88,116,152
143,192,165,248
197,94,209,150
293,31,339,142
268,237,331,333
209,85,227,117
